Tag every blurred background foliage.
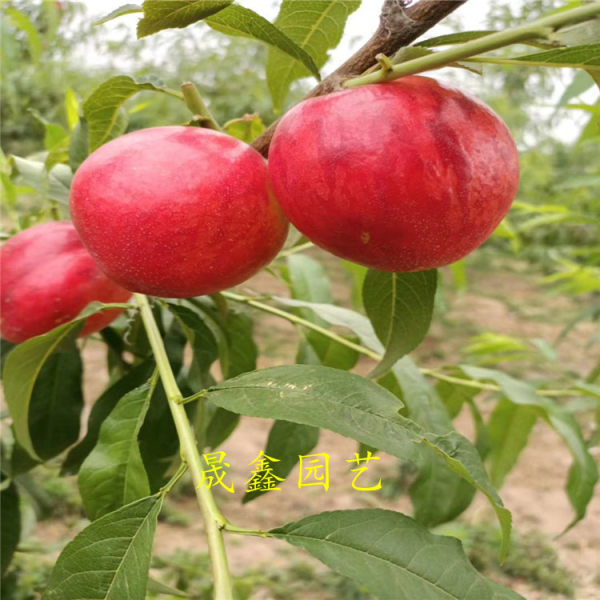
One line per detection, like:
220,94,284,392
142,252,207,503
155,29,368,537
1,2,599,597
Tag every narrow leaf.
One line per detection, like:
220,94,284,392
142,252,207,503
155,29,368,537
62,360,155,475
64,87,80,131
206,5,320,78
363,269,437,378
461,365,598,529
10,156,73,204
3,321,83,460
385,358,476,527
3,303,124,461
205,407,240,450
416,30,496,48
219,311,257,379
28,343,84,460
266,0,361,111
95,3,142,26
44,496,162,600
287,254,358,370
207,365,512,555
138,383,182,491
68,117,89,171
137,0,233,37
272,297,382,352
6,8,42,63
166,303,218,383
512,43,600,70
272,510,522,600
243,420,319,503
78,379,156,520
487,399,537,488
224,113,265,144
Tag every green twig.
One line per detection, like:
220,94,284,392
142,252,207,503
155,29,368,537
181,82,222,131
344,3,600,87
221,291,380,360
134,293,233,600
222,291,591,399
277,241,315,259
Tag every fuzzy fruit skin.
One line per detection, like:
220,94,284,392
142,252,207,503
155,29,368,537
69,126,288,298
0,222,131,344
268,76,520,272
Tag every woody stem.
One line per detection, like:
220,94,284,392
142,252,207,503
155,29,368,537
134,293,234,600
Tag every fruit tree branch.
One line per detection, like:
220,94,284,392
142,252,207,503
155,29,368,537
251,0,468,157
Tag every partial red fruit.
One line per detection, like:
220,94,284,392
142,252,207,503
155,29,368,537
0,221,131,343
268,76,520,272
69,126,288,297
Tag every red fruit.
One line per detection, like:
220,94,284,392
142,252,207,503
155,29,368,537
268,76,520,272
0,222,131,344
70,126,288,297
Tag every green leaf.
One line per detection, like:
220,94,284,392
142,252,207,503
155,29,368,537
271,509,522,600
416,30,496,48
68,117,89,171
363,270,437,378
219,311,257,379
487,399,537,489
205,408,240,450
61,360,155,475
3,303,129,462
27,342,84,460
460,365,598,529
83,75,173,151
556,70,597,108
206,5,320,79
243,420,319,503
3,321,83,460
207,364,512,556
44,496,162,600
166,303,218,384
1,477,20,576
266,0,361,111
6,8,42,63
137,0,233,37
552,17,600,46
147,576,192,597
384,358,476,527
511,43,600,70
95,3,143,26
272,297,382,352
64,87,80,131
78,379,156,520
138,383,182,491
10,156,73,204
287,254,358,370
223,113,265,144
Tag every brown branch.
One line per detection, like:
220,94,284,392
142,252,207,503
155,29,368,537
252,0,468,157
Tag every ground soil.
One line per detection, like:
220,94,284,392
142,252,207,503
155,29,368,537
26,252,600,599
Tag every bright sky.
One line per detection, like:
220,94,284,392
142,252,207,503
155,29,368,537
84,0,525,70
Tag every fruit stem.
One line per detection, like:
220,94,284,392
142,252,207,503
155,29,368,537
344,3,600,87
134,293,234,600
181,82,222,131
